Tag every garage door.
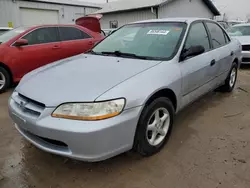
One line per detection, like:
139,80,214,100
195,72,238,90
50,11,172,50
20,8,59,26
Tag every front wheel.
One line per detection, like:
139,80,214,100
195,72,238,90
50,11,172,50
218,63,238,92
0,67,11,93
133,97,175,156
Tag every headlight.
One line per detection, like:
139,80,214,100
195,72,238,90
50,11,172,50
51,98,125,121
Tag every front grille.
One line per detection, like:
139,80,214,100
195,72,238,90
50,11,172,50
13,92,46,118
242,57,250,62
23,107,41,117
242,45,250,51
18,93,45,108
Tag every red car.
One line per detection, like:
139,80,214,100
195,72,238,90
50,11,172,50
0,17,103,93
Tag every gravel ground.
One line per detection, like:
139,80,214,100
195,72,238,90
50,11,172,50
1,69,250,188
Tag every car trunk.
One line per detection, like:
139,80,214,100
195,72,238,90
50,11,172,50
75,15,102,33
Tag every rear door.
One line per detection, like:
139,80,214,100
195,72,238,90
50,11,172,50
11,27,62,79
180,21,215,107
58,26,94,59
205,21,232,84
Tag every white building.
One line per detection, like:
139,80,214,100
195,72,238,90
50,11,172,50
0,0,101,28
95,0,220,29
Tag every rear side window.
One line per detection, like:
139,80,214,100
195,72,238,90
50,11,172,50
59,27,91,41
185,22,210,52
206,22,226,48
22,27,59,45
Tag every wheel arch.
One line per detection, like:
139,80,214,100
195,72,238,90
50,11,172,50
233,57,239,67
144,88,177,112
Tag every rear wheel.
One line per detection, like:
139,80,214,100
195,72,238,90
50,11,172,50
0,67,11,93
134,97,174,156
218,63,238,92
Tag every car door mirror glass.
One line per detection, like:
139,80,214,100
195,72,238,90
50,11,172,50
14,39,28,47
181,45,205,60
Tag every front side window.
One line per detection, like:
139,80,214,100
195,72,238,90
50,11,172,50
0,27,29,44
59,27,91,41
185,22,210,52
227,25,250,36
92,22,187,60
22,27,59,45
206,22,226,48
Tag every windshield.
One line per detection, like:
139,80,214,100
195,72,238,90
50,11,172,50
92,22,186,60
0,27,29,44
227,26,250,36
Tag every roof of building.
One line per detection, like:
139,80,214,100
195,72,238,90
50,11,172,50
28,0,101,8
95,0,220,16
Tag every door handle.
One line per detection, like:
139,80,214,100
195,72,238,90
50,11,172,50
88,41,94,45
52,45,60,49
230,51,234,56
210,59,216,66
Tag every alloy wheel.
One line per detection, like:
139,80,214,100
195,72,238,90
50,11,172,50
229,67,236,88
0,72,6,90
146,107,170,146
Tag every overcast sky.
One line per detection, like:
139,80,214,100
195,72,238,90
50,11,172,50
82,0,249,20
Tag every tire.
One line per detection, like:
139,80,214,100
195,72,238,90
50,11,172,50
0,67,11,93
218,63,238,92
133,97,175,156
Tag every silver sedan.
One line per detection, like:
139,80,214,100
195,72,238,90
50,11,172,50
228,23,250,64
9,18,241,162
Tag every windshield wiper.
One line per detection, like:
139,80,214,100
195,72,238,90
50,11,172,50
86,49,102,55
100,51,151,60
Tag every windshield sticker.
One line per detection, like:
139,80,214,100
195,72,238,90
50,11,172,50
147,30,170,35
174,28,182,31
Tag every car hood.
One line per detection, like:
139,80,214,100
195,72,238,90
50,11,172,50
231,36,250,45
16,54,161,107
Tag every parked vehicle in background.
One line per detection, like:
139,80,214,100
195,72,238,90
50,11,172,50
9,18,241,162
228,23,250,64
0,22,103,93
228,20,247,26
0,27,12,35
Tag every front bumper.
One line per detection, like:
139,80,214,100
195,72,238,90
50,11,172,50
8,95,142,162
241,51,250,64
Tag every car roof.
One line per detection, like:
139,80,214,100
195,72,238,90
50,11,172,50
25,24,80,28
132,17,213,24
0,27,12,30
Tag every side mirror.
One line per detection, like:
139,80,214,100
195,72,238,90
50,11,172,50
14,39,28,47
180,45,205,61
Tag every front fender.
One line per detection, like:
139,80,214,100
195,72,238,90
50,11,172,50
96,61,182,111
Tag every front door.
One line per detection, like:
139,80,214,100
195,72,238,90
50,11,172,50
11,27,62,79
180,22,216,107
